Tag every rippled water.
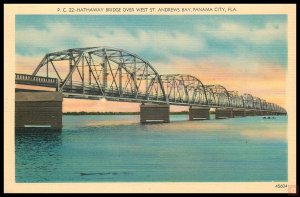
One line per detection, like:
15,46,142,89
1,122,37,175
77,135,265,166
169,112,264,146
15,115,287,182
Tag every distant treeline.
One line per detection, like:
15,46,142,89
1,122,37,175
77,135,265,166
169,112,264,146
63,111,193,115
63,111,139,115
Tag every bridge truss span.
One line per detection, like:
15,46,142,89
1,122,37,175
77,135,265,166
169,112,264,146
31,47,167,102
160,74,208,106
205,84,231,107
15,46,287,114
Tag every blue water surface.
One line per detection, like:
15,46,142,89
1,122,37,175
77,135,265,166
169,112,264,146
15,115,287,182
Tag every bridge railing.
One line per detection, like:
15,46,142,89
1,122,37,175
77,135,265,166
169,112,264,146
15,73,59,89
16,73,58,84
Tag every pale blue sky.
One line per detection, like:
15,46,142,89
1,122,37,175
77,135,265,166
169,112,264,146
16,15,287,67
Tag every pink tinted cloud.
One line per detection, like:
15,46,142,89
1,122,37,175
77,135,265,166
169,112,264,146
63,99,189,112
155,57,286,108
63,99,140,112
16,55,75,79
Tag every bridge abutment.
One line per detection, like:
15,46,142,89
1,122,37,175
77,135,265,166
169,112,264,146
140,104,170,123
215,108,234,119
189,107,210,120
15,92,63,129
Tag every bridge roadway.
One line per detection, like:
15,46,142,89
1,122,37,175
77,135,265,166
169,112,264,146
15,47,287,129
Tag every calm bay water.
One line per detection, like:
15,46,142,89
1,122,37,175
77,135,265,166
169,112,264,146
15,115,287,182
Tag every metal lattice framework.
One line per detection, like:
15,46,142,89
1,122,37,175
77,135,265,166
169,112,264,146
160,74,207,106
32,47,166,102
228,91,244,108
15,46,287,113
205,85,231,107
243,93,254,109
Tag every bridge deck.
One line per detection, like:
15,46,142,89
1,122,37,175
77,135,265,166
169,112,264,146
15,73,286,114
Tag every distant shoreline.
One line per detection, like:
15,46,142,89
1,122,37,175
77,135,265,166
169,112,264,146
63,111,189,115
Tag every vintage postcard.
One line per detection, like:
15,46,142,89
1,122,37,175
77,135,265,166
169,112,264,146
4,4,296,193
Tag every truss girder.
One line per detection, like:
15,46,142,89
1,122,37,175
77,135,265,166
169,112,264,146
24,46,287,113
160,74,208,105
32,47,166,102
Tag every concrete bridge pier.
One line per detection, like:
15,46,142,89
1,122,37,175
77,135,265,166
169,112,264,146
189,107,210,120
215,108,234,119
233,109,246,117
277,112,286,116
262,110,270,116
257,110,263,116
140,104,170,123
265,111,272,115
255,110,261,116
245,109,257,116
15,92,63,130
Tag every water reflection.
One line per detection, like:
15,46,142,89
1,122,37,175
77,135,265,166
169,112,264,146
85,120,137,127
15,128,63,182
15,128,62,147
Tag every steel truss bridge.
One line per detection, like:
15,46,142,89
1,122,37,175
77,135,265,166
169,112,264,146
15,47,286,114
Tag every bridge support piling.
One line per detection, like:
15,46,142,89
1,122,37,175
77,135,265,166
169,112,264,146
258,110,265,116
256,110,261,116
140,104,170,123
245,109,256,116
215,108,234,119
189,107,210,120
15,92,63,129
233,109,246,117
261,110,268,116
